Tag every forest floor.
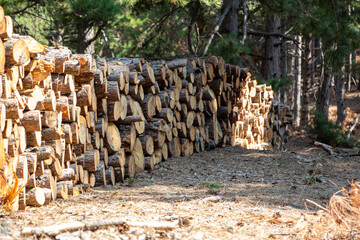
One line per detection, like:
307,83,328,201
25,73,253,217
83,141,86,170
1,92,360,240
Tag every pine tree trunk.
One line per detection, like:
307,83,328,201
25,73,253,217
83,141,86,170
352,52,359,90
310,37,316,86
300,37,311,125
335,73,345,124
262,17,281,82
293,36,302,127
84,27,95,54
345,53,351,92
317,71,332,119
219,0,240,34
280,24,288,104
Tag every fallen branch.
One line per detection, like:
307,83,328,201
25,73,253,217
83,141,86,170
306,199,328,212
314,141,334,155
22,218,178,236
332,152,360,157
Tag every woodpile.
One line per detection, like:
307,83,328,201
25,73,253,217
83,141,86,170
232,71,292,150
0,6,292,211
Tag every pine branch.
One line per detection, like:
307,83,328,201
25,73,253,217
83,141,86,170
86,22,106,45
137,7,180,49
238,30,300,43
11,1,41,15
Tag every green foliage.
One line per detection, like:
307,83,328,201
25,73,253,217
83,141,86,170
305,175,317,185
208,33,250,65
200,181,223,189
200,181,223,195
309,110,360,148
1,0,52,45
2,0,121,53
257,76,292,93
1,0,359,72
107,0,190,57
49,0,122,52
126,178,136,186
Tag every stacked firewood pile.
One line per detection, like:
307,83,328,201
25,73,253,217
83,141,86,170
0,6,292,211
232,72,292,150
267,102,292,150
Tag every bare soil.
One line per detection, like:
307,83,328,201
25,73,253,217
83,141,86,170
1,92,359,240
0,133,358,240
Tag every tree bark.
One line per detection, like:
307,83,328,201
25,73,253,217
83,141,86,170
241,0,248,44
317,71,332,118
280,23,288,104
300,37,311,126
310,37,316,86
293,37,302,127
219,0,240,34
262,17,281,81
345,53,351,92
335,73,345,124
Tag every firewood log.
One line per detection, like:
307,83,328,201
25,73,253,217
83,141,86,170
4,38,30,69
104,122,121,154
124,154,135,178
26,187,45,207
108,148,125,168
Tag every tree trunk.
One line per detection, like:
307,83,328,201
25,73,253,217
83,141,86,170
310,37,316,86
345,53,351,92
241,0,248,44
280,23,288,104
352,52,359,90
219,0,240,34
335,73,345,124
293,37,302,127
317,71,332,118
78,26,95,54
300,37,311,126
262,16,281,82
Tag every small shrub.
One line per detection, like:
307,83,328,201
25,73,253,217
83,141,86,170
309,110,360,148
126,178,136,186
305,175,317,185
200,181,223,195
200,181,223,189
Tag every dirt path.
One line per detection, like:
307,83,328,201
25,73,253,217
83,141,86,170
1,133,360,239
